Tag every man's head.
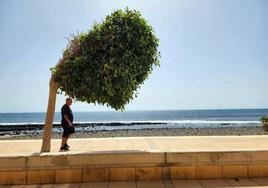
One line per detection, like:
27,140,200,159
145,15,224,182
66,98,73,106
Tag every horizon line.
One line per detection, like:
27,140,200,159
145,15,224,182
0,107,268,114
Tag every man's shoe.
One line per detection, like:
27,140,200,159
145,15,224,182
64,143,70,149
60,145,69,151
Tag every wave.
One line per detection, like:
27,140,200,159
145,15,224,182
0,120,260,126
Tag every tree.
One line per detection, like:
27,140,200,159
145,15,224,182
41,8,160,152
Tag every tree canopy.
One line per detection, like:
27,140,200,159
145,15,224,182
52,8,160,110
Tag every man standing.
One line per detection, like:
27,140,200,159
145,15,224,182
60,97,74,151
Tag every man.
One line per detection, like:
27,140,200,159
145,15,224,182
60,97,74,151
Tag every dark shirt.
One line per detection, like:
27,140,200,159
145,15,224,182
61,104,73,125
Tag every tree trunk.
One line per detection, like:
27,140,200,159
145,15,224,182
41,77,58,152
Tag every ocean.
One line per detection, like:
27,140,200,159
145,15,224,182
0,109,267,135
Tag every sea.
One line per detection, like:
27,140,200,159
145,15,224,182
0,109,267,136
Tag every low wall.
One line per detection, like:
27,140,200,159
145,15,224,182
1,150,268,185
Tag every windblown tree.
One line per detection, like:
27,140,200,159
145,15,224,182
41,8,160,152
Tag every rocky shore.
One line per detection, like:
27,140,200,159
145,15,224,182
0,126,266,140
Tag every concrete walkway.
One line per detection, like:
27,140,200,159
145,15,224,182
2,136,268,186
2,179,268,188
1,135,268,156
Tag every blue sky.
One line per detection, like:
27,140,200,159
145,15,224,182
0,0,267,112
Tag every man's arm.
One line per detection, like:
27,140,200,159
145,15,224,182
64,114,73,127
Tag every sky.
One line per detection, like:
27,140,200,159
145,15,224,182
0,0,267,113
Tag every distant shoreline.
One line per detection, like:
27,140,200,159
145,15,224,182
1,108,268,114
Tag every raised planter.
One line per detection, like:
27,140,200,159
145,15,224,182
2,150,268,185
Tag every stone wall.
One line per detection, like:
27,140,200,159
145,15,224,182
1,151,268,185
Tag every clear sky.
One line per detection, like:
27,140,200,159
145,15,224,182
0,0,267,113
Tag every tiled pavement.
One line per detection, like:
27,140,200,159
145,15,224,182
1,135,268,156
2,136,268,187
2,178,268,188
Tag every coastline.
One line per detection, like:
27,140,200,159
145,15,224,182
1,126,266,140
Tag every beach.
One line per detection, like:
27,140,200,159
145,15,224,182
1,126,266,140
0,109,267,140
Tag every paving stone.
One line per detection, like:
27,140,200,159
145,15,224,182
51,184,81,188
137,180,165,188
225,178,259,187
199,179,231,187
23,185,53,188
109,181,136,188
252,178,268,186
172,180,203,188
80,182,109,188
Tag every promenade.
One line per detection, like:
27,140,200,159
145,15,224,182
2,135,268,156
1,135,268,187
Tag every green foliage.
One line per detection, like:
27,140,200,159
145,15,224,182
53,8,160,110
261,116,268,132
261,116,268,124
